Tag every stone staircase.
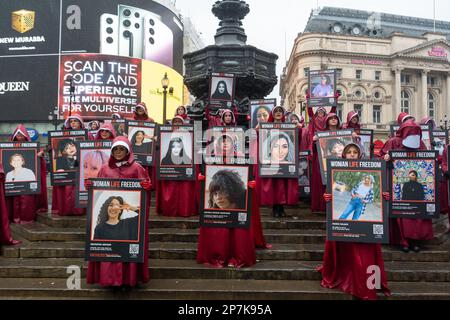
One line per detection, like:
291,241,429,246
1,203,449,300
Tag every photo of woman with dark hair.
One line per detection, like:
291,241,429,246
251,105,272,128
266,131,295,164
5,153,36,182
207,170,247,210
326,139,346,158
211,79,232,101
130,130,153,155
55,139,77,172
161,136,192,166
401,170,425,201
93,196,139,241
312,75,333,98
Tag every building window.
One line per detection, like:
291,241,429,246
336,104,343,121
401,74,411,84
374,91,381,99
304,67,310,77
375,71,381,81
354,104,363,121
427,77,436,86
401,90,410,113
356,70,362,80
336,68,342,79
428,92,435,118
373,105,381,124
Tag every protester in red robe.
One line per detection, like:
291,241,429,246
51,113,87,216
397,112,415,125
95,123,116,141
319,143,391,300
257,106,299,217
0,163,20,246
343,111,361,131
6,125,48,223
156,117,199,217
441,144,450,232
379,120,433,252
133,102,155,122
310,111,340,213
86,136,151,288
196,169,256,268
220,109,237,127
174,106,189,120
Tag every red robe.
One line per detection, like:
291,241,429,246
379,135,434,246
6,125,48,223
87,137,150,287
0,164,15,245
440,145,450,229
318,241,390,300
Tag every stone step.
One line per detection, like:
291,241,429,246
10,223,328,244
36,211,325,230
3,241,449,263
11,221,449,246
2,277,449,300
1,258,449,283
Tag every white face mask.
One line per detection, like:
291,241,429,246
402,135,421,149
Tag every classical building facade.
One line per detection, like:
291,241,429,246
280,7,450,136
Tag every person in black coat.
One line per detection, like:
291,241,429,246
401,170,425,201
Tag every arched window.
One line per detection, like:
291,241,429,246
401,91,410,114
428,92,435,118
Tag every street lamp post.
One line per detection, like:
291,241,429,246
161,73,170,124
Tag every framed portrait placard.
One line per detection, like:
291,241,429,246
316,129,355,184
250,99,276,128
205,127,246,165
308,70,337,107
357,129,374,159
200,165,252,229
258,123,299,178
390,150,439,220
109,119,127,137
75,140,112,208
158,125,195,181
48,130,87,186
326,159,389,244
126,120,157,166
85,179,147,263
209,73,235,106
431,130,448,156
390,124,432,150
0,142,41,196
298,151,311,197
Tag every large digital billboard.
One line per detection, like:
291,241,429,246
0,0,184,122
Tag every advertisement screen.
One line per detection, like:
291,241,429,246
0,0,183,122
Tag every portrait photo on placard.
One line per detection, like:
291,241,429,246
318,136,354,173
261,130,296,165
111,120,127,137
205,129,245,162
210,76,234,102
79,150,109,192
310,72,335,98
204,166,249,212
160,131,193,166
90,190,142,242
392,160,436,202
51,137,84,172
250,100,276,128
332,171,383,223
298,156,310,187
2,149,37,183
128,127,155,155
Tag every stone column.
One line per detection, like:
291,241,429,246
394,68,402,120
421,70,429,119
447,73,450,118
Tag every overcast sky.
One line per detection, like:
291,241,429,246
174,0,450,100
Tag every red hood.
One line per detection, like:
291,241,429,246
96,122,117,140
420,117,436,129
396,121,422,140
397,112,415,125
344,111,360,130
11,124,31,141
175,106,188,119
268,106,286,123
325,113,342,130
64,113,85,129
288,113,304,125
220,109,236,126
134,102,149,120
108,136,135,167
